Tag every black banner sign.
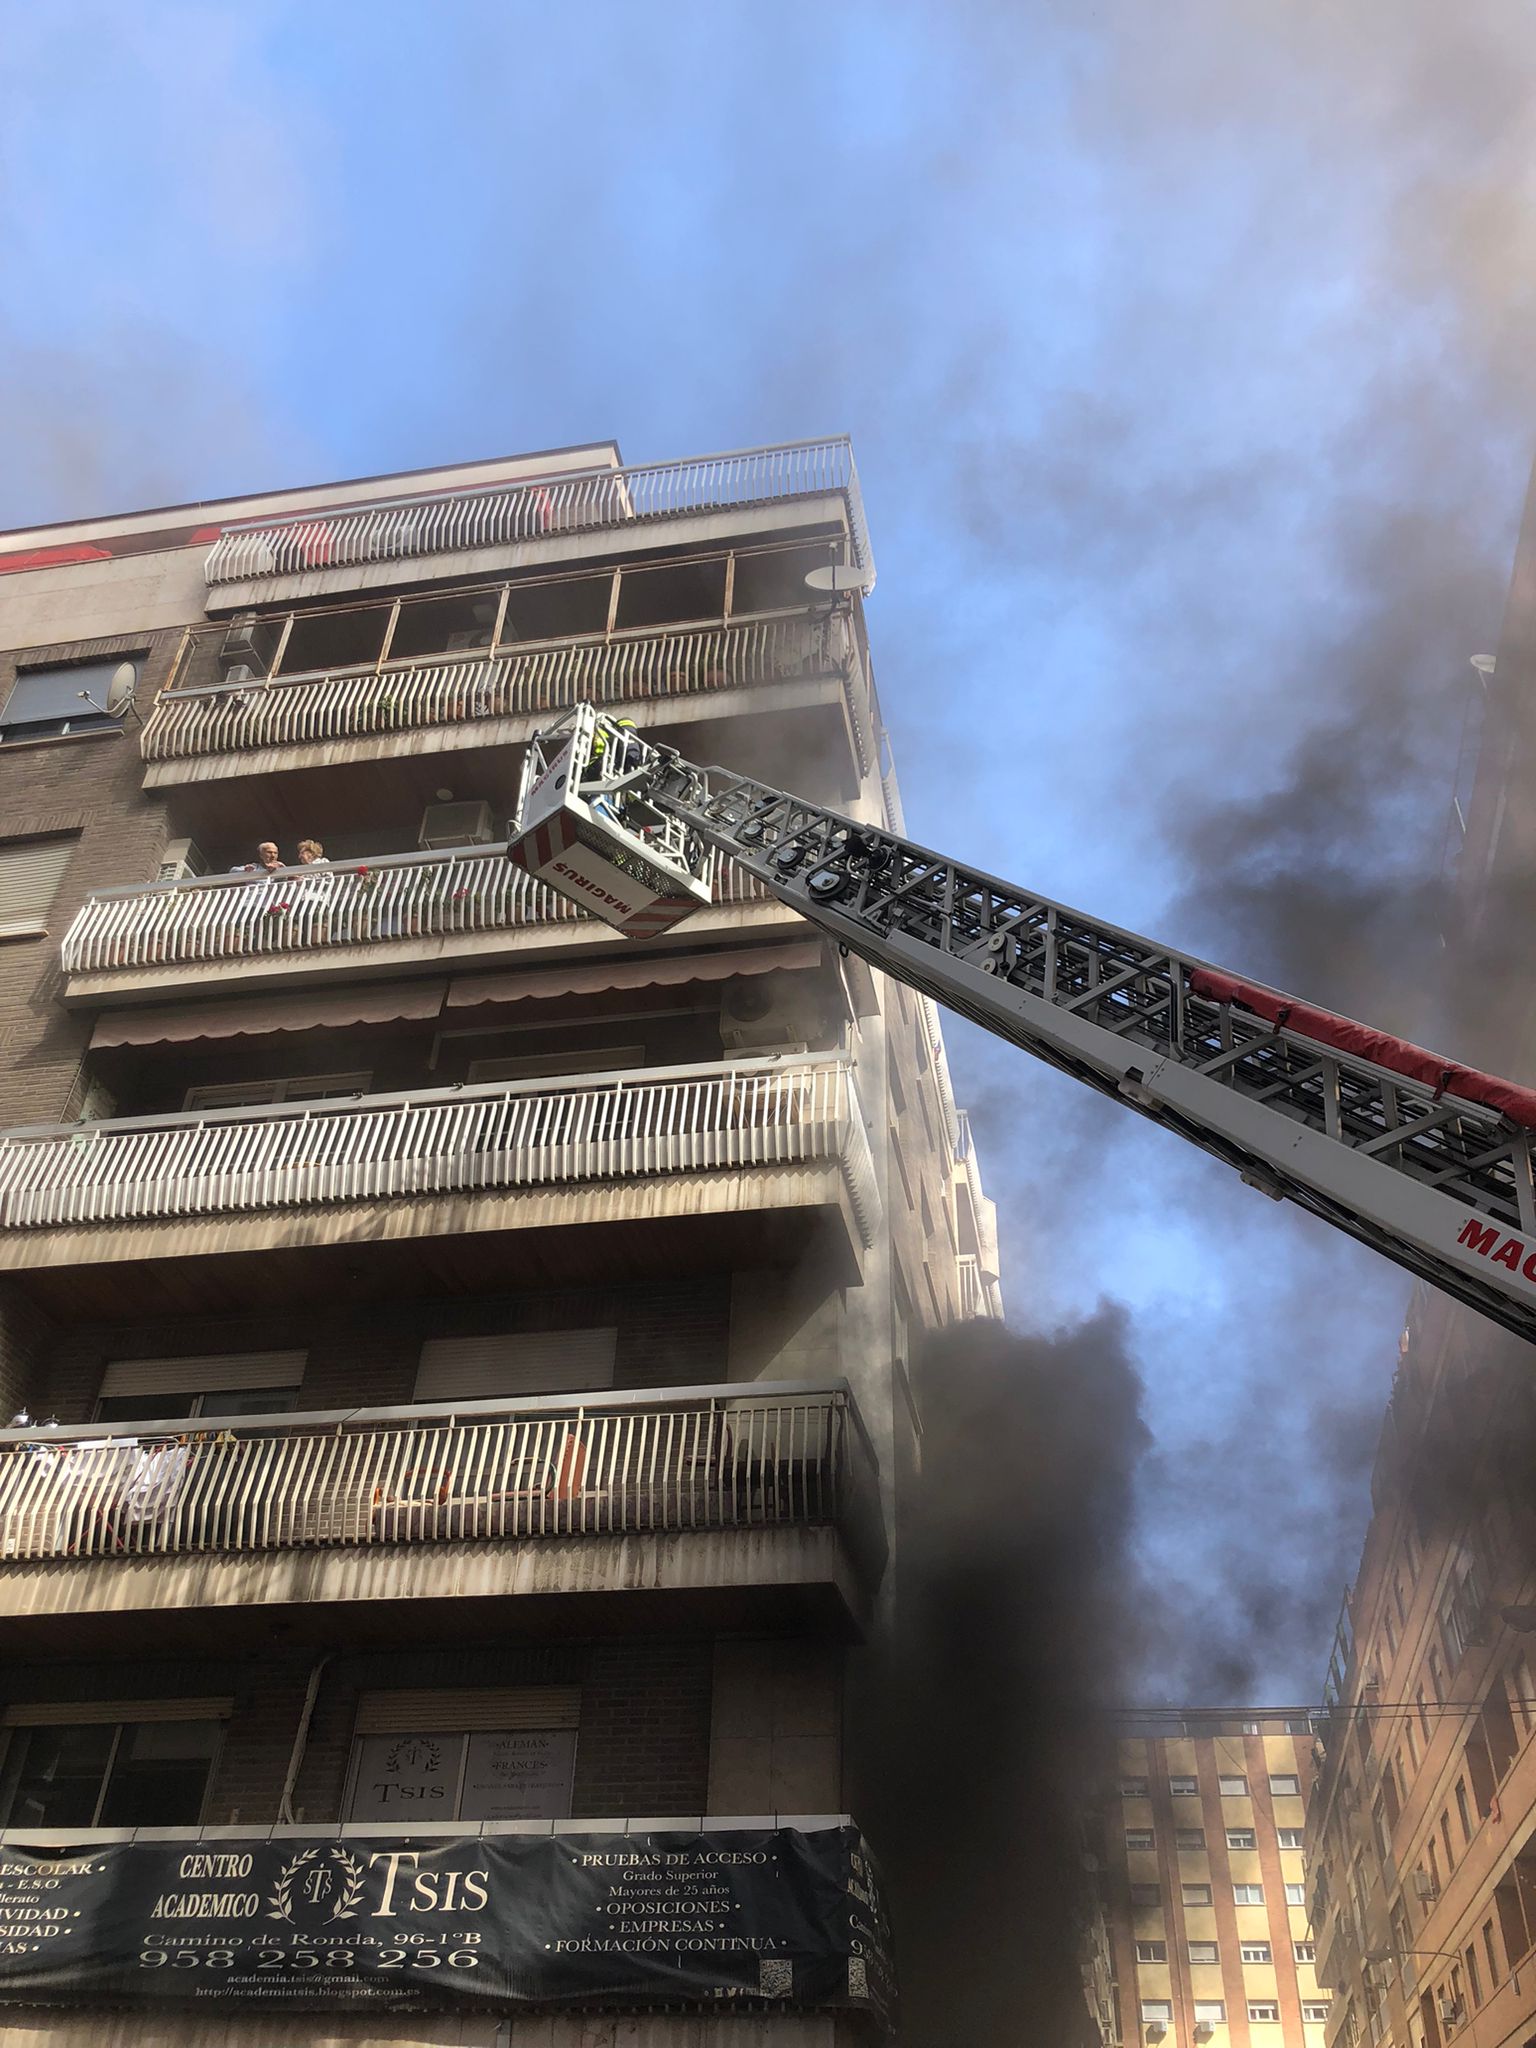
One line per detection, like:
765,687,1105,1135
0,1826,893,2028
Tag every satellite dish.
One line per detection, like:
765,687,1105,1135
804,565,865,594
105,661,139,713
1470,654,1497,676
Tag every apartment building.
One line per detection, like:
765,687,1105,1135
1103,1716,1327,2048
1305,457,1536,2048
0,436,1001,2045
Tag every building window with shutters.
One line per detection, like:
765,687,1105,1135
0,657,139,744
344,1687,580,1823
0,833,77,939
414,1329,619,1403
93,1350,305,1424
0,1701,227,1828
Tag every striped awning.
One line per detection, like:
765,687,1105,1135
446,940,822,1011
90,981,448,1048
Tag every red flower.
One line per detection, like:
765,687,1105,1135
267,901,291,914
452,888,469,900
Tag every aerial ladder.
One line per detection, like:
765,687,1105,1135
510,704,1536,1346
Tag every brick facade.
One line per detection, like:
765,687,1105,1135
0,631,179,1131
18,1274,733,1424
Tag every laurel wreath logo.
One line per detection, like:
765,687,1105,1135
267,1845,367,1925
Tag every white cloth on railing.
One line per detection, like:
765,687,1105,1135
118,1443,192,1531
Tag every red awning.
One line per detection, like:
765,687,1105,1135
90,981,448,1049
446,941,824,1011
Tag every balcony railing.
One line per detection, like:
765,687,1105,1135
142,611,859,766
205,437,874,591
60,842,769,980
0,1057,879,1242
0,1381,874,1563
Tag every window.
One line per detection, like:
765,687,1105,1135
1287,1718,1315,1736
1176,1827,1207,1851
413,1328,617,1402
1241,1941,1272,1963
1170,1774,1199,1796
0,833,75,938
1285,1883,1307,1906
1511,1653,1535,1733
1429,1648,1444,1701
1141,2002,1173,2026
1130,1883,1162,1908
94,1349,305,1425
466,1044,645,1085
1188,1940,1220,1964
1416,1686,1431,1742
1183,1883,1213,1906
1303,2005,1331,2023
1233,1883,1265,1905
1136,1940,1168,1962
1465,1941,1483,2008
1227,1828,1257,1849
1195,2003,1226,2026
1122,1777,1150,1798
0,1708,222,1828
1482,1916,1499,1988
1269,1773,1301,1797
1249,2004,1280,2023
1278,1828,1305,1850
1295,1941,1317,1963
1126,1828,1155,1850
183,1071,372,1111
345,1687,579,1822
1218,1774,1248,1796
0,657,138,743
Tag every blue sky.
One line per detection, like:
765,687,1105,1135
3,0,1535,1698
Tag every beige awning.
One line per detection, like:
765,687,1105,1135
447,940,824,1012
91,981,448,1049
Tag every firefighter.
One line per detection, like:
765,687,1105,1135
585,716,643,826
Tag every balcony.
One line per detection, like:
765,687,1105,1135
0,1057,879,1282
141,609,872,784
0,1381,884,1649
203,435,874,603
59,842,781,1004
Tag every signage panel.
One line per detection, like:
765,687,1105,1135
0,1826,893,2029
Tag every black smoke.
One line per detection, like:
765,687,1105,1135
869,1308,1149,2047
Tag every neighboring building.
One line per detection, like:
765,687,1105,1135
1102,1715,1326,2048
1306,458,1536,2048
0,436,1001,2044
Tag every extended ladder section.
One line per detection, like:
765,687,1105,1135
646,763,1536,1345
509,712,1536,1345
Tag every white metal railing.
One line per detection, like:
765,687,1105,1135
0,1382,875,1562
205,438,874,591
0,1058,879,1243
60,842,769,979
143,612,852,764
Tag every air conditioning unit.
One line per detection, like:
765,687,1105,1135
157,838,207,885
1438,1996,1463,2025
1413,1871,1439,1900
720,973,823,1053
418,800,492,850
223,664,259,686
221,617,272,677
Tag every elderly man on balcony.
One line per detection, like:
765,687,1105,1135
229,841,289,948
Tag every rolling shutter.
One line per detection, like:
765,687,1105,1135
99,1350,306,1399
354,1687,581,1734
0,837,75,938
414,1330,617,1402
4,1698,234,1727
